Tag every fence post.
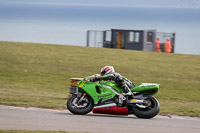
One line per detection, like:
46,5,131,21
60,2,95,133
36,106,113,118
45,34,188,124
86,30,90,47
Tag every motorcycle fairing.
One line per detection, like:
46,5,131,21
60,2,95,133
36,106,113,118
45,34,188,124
77,80,118,105
131,83,160,96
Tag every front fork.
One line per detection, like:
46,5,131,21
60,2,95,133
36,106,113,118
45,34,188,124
77,93,87,104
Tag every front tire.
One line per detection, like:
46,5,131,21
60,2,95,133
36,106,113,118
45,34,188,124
67,95,94,115
131,96,160,119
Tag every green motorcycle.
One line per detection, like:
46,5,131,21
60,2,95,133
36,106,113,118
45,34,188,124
67,74,160,119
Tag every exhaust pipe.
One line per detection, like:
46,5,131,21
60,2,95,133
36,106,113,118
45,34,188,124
93,103,129,115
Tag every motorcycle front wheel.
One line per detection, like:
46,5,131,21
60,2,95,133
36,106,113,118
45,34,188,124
131,96,160,119
67,95,94,115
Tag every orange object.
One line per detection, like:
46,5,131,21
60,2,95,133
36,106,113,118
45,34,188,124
155,38,160,52
68,94,72,98
117,32,123,49
164,39,172,53
70,78,82,87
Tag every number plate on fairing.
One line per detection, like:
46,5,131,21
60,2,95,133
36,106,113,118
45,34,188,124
79,81,85,87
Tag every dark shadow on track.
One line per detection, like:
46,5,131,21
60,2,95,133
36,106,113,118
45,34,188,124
55,112,141,119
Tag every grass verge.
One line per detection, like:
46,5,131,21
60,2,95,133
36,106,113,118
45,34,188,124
0,41,200,116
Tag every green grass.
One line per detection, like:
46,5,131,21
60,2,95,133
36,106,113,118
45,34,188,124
0,41,200,116
0,129,88,133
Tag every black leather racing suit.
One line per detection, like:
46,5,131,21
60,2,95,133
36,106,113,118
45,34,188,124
94,72,135,93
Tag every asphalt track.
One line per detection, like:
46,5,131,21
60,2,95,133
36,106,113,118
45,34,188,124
0,105,200,133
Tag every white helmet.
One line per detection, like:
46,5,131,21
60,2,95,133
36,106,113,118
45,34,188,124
100,66,115,76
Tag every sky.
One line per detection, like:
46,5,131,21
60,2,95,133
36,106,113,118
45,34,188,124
0,0,200,55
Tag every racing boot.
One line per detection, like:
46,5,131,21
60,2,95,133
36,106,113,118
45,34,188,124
122,84,133,96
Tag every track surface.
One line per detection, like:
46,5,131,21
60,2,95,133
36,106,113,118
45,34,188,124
0,105,200,133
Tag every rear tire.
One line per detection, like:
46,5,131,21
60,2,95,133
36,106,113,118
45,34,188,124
67,95,94,115
131,96,160,119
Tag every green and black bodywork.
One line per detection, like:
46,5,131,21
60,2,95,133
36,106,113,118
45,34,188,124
67,74,160,119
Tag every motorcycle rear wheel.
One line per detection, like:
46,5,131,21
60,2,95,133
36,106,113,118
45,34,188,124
131,96,160,119
67,95,94,115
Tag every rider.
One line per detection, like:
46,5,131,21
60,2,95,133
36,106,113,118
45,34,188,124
92,66,135,96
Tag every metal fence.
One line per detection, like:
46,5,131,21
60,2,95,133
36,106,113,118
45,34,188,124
156,32,176,53
86,30,104,48
156,32,176,44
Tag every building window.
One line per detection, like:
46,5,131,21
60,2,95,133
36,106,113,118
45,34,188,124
147,32,153,43
135,32,140,42
127,31,140,43
128,32,135,42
